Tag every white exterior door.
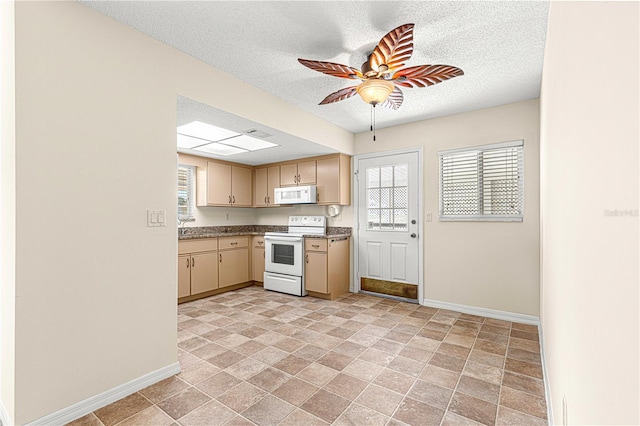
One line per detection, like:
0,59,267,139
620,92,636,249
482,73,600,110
355,150,422,297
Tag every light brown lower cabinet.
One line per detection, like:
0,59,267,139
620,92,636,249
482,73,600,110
219,236,249,288
304,237,350,300
178,238,219,298
252,236,265,282
178,234,350,302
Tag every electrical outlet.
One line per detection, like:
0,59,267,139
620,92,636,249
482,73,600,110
225,213,230,221
426,212,433,222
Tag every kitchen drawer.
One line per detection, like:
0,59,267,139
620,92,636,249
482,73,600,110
305,238,327,252
178,238,218,254
253,236,265,248
219,236,249,250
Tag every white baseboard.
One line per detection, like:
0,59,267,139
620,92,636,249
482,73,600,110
0,398,11,426
422,298,540,325
25,362,180,426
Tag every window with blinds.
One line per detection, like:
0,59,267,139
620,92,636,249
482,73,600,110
178,165,195,220
439,140,524,221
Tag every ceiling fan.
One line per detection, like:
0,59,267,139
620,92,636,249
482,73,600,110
298,23,464,111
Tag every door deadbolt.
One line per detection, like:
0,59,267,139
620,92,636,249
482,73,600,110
410,233,417,238
411,219,417,224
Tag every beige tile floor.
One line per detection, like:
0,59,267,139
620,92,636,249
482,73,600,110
69,286,548,426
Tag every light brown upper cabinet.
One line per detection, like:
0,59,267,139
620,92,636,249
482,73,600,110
280,160,316,187
254,166,280,207
199,161,252,207
316,154,351,205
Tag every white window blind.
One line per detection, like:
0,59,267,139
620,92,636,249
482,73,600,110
178,165,195,220
439,140,524,221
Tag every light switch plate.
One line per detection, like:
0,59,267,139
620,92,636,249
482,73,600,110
147,210,166,227
426,212,433,222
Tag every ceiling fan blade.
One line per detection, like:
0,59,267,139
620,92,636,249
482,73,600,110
368,23,415,74
380,86,404,110
298,59,363,79
319,86,359,105
392,65,464,88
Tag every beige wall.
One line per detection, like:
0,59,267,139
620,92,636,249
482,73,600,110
355,99,540,316
540,2,639,424
1,1,16,421
5,2,353,424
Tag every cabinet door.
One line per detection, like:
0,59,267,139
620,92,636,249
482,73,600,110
219,248,249,288
252,247,265,282
305,251,328,293
298,160,317,185
316,156,340,204
231,166,253,207
280,163,298,187
254,167,268,207
267,166,280,205
178,254,191,298
190,251,219,295
207,162,232,205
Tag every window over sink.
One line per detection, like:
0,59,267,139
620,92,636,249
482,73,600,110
178,164,195,221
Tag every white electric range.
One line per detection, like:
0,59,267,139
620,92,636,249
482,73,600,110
263,215,326,296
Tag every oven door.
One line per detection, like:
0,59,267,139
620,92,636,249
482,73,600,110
264,236,303,276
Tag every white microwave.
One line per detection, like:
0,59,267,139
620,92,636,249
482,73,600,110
274,185,317,204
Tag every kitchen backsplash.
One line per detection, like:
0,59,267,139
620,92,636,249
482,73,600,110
184,204,354,228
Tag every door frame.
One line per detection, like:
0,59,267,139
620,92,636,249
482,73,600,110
352,147,424,304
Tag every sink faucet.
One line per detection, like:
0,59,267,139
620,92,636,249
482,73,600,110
178,217,195,235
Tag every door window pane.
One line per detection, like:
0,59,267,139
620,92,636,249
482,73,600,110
366,164,410,232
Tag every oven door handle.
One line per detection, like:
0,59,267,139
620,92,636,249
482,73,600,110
264,236,303,243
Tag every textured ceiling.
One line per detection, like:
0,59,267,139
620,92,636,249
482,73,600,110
82,1,549,134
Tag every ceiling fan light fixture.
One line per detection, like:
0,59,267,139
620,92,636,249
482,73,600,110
356,79,394,106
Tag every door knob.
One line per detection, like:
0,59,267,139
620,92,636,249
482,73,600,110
411,219,417,224
410,233,417,238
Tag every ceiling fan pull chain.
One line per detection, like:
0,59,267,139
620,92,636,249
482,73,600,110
373,105,377,142
370,105,373,132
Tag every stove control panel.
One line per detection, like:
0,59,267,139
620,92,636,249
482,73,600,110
288,215,327,227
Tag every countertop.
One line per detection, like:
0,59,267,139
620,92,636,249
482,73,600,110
178,225,351,240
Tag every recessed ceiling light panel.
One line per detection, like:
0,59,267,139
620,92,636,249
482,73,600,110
178,121,239,141
220,135,278,151
177,133,208,149
193,142,248,156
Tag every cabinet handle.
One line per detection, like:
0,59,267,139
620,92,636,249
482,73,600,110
232,195,236,204
305,254,308,263
264,196,267,204
267,195,270,204
312,244,319,248
316,192,320,202
231,242,238,245
186,258,190,268
258,241,264,245
191,258,195,267
219,253,222,263
297,174,301,183
228,195,232,204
